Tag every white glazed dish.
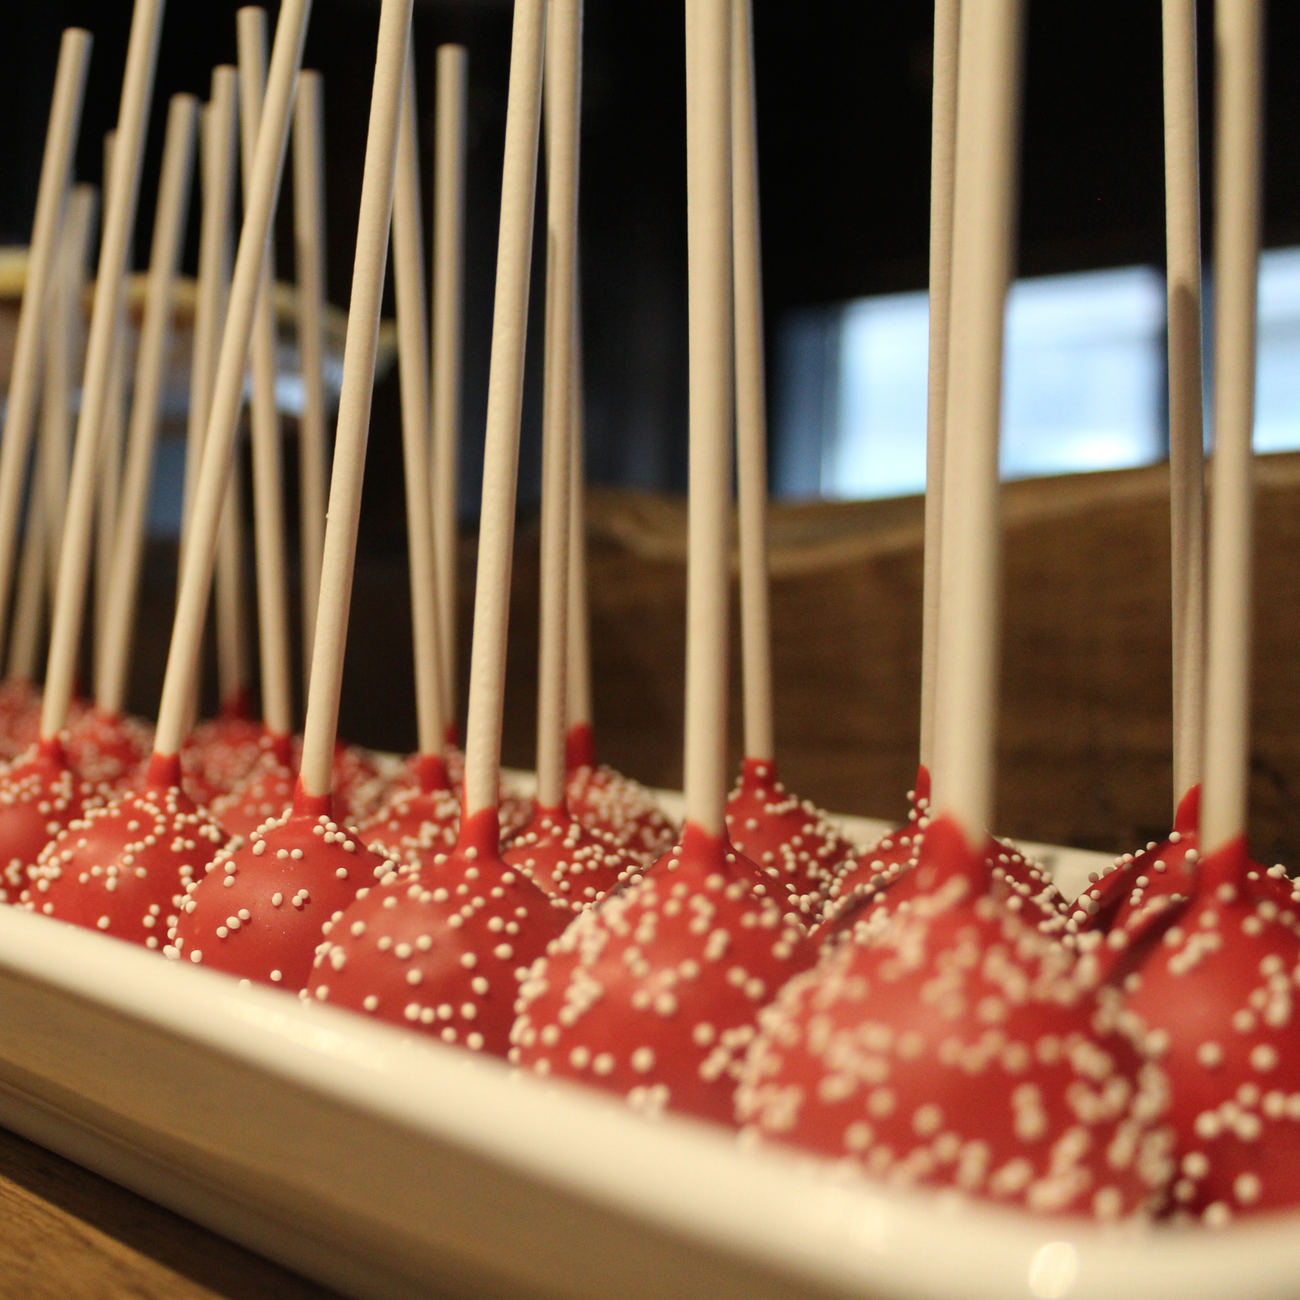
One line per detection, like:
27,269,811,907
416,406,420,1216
0,785,1296,1300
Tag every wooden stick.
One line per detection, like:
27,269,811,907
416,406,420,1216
237,6,295,740
153,0,313,759
918,0,960,773
431,43,468,729
730,0,772,765
683,0,734,836
1201,0,1264,857
458,0,546,822
293,68,329,687
0,30,91,666
929,0,1023,845
40,0,165,743
391,43,447,759
1163,0,1206,811
215,475,251,712
536,0,582,810
298,0,414,799
565,310,593,748
96,93,198,717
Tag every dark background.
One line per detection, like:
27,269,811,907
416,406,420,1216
8,0,1300,521
1,0,1299,782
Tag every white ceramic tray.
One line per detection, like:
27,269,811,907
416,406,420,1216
1,788,1297,1300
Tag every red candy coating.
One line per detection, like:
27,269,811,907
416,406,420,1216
736,815,1173,1220
210,741,296,841
169,783,390,992
1118,836,1300,1224
357,753,459,867
511,822,817,1123
0,680,42,761
26,753,227,949
63,708,153,792
310,807,568,1054
0,738,101,904
564,762,676,866
725,757,856,915
502,805,644,909
181,707,267,805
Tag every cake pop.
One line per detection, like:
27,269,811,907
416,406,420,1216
512,820,816,1120
173,0,421,992
0,739,102,905
26,751,227,948
735,815,1173,1219
723,0,854,917
357,752,459,867
316,1,577,1045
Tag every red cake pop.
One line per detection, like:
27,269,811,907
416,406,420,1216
24,752,227,948
564,731,676,869
329,738,387,824
169,782,391,990
0,738,102,904
0,680,43,761
209,741,296,840
735,815,1173,1219
511,823,816,1122
310,806,568,1052
724,758,855,917
358,752,459,867
502,803,643,909
62,706,153,792
180,700,266,805
1117,837,1300,1223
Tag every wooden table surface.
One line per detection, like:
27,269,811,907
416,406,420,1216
0,1124,342,1299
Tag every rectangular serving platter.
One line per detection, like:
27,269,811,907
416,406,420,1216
1,783,1298,1300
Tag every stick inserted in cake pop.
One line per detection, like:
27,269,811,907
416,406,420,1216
929,0,1023,846
723,0,852,910
237,6,295,745
95,93,198,721
40,0,165,747
173,0,416,989
293,69,329,685
431,44,468,731
918,0,960,774
0,30,90,669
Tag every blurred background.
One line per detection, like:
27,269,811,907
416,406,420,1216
4,0,1300,860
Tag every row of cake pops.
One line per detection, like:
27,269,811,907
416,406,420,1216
1,0,1295,1231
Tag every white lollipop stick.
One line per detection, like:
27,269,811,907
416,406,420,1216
95,130,127,685
683,0,735,837
1200,0,1264,857
0,30,91,663
237,5,295,740
8,483,47,683
41,0,166,743
564,315,593,758
918,0,960,772
1163,0,1206,811
153,0,313,759
391,44,447,759
297,0,414,799
96,93,198,718
40,184,97,603
458,0,546,823
730,0,772,765
930,0,1024,845
293,69,329,685
431,43,468,729
215,478,251,712
182,69,239,545
536,0,582,811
